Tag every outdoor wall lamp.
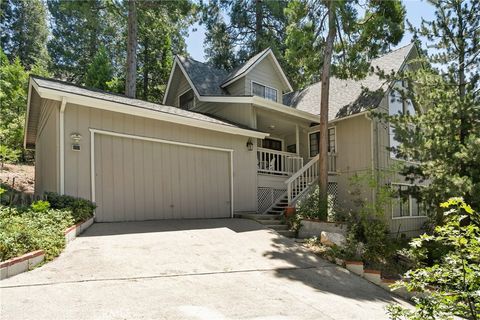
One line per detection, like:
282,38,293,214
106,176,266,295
246,138,254,151
70,133,82,151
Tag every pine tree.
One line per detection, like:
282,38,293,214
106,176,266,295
136,0,193,102
47,0,121,83
387,0,480,215
201,0,289,66
202,0,237,71
0,0,50,69
84,47,114,91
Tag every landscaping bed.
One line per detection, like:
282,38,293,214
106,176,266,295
0,190,96,263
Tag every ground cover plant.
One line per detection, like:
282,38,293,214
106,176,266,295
0,189,96,261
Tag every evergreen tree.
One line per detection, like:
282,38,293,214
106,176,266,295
84,47,114,91
202,0,237,71
0,49,50,159
201,0,289,67
136,0,194,102
47,0,121,83
0,0,50,69
386,0,480,215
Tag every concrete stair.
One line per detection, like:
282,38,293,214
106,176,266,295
235,212,296,238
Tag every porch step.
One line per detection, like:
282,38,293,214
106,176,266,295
256,219,283,225
235,213,282,220
264,224,289,231
276,230,296,238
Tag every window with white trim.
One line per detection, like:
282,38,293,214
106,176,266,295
309,128,336,157
391,183,425,218
252,82,278,102
179,89,195,110
389,82,415,159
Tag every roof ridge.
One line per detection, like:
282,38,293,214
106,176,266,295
289,43,415,94
370,42,415,61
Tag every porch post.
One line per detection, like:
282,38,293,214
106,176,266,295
295,124,300,156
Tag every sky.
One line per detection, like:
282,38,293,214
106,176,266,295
185,0,437,62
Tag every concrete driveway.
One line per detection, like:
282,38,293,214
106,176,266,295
0,219,408,320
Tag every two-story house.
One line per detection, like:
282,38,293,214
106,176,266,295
25,43,426,236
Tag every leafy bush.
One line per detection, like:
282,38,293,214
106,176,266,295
0,145,21,167
45,192,96,223
296,186,335,221
0,205,74,261
387,198,480,320
30,200,50,212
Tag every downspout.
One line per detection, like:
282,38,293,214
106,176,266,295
59,97,67,195
365,113,376,204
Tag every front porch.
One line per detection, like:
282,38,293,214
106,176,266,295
254,109,339,214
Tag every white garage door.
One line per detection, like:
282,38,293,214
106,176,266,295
93,132,232,222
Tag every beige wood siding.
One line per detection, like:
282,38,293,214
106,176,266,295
34,99,60,195
226,78,247,95
62,103,258,215
326,115,373,212
94,133,231,221
245,57,285,101
164,67,194,107
209,103,255,128
375,95,427,235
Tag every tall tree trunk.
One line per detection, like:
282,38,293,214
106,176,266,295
126,0,137,98
318,1,336,218
254,0,263,53
143,37,149,100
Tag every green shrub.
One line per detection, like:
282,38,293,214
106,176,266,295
0,205,74,261
388,198,480,320
45,192,96,223
296,186,335,221
30,200,50,212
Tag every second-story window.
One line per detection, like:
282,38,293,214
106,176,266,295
252,82,278,102
179,89,194,110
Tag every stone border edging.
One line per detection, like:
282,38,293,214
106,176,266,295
64,217,94,243
1,217,94,281
324,256,417,300
0,250,44,280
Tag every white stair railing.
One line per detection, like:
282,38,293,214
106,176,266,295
257,148,304,175
285,155,319,206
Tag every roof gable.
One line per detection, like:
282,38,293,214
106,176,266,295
221,48,293,92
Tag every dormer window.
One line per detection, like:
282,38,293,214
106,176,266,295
252,81,278,102
179,89,195,110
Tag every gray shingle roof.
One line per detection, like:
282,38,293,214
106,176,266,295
221,48,271,86
176,56,228,96
32,76,246,128
284,43,415,120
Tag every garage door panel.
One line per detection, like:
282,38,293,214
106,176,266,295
94,134,231,222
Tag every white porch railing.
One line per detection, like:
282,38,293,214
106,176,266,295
257,148,303,175
284,153,337,206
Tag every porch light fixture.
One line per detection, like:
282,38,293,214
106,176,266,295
70,133,82,142
70,133,82,151
246,138,254,151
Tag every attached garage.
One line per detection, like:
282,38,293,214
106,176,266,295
25,77,267,221
93,130,232,221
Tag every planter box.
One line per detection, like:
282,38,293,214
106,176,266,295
64,217,94,243
298,219,347,239
364,269,382,285
345,260,364,276
0,250,45,280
